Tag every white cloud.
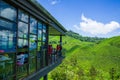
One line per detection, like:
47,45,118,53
18,22,28,33
49,0,60,5
51,1,57,5
1,8,16,20
74,14,120,35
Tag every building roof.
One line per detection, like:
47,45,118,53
29,0,67,35
6,0,67,35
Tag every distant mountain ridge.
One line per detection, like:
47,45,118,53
66,30,105,43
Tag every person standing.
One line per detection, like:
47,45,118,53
48,45,52,64
56,45,62,58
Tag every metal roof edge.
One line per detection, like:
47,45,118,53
29,0,67,33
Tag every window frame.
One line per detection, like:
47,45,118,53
0,0,49,79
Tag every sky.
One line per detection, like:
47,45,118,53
37,0,120,38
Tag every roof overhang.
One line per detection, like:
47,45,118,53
29,0,67,36
7,0,67,36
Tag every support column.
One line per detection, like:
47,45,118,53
60,35,62,46
44,74,48,80
45,25,49,66
60,35,62,56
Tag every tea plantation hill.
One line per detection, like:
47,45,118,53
48,33,120,80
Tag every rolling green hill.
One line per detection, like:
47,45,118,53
49,35,120,80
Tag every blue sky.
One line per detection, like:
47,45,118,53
37,0,120,38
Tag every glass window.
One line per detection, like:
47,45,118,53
29,35,37,50
16,52,28,66
43,29,46,33
29,50,37,73
30,17,37,34
0,0,16,21
18,21,28,38
0,19,16,52
42,25,46,42
18,39,28,48
0,53,15,79
17,38,28,76
38,30,42,41
41,46,46,67
43,25,46,33
37,42,41,51
29,54,36,73
17,39,28,79
38,22,42,29
18,10,28,23
37,42,42,70
29,34,37,73
43,33,46,42
17,38,28,63
38,22,42,41
43,42,46,46
0,19,16,31
37,55,41,70
16,64,28,79
37,41,41,69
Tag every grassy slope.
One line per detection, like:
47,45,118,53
49,36,120,79
92,36,120,71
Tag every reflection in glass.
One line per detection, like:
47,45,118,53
18,21,28,38
38,30,42,41
0,53,15,79
18,39,28,48
0,20,16,52
0,0,16,21
42,25,46,42
29,41,37,73
16,52,28,66
37,42,41,51
41,47,46,67
0,19,16,31
37,42,42,69
30,17,37,34
29,54,36,73
29,34,37,73
29,35,37,50
16,64,27,79
43,42,45,46
38,22,42,29
37,55,41,70
43,33,46,42
38,42,41,48
17,38,28,78
43,25,46,33
18,10,28,22
43,29,46,33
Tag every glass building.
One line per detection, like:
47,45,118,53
0,0,67,80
